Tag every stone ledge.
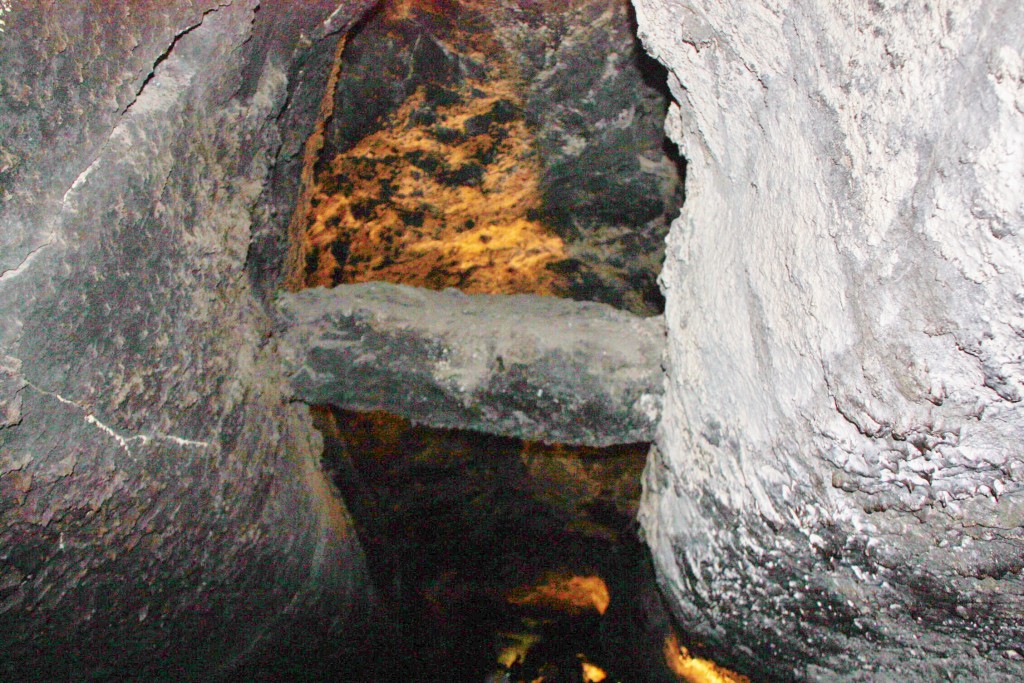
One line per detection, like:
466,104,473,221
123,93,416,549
275,282,665,446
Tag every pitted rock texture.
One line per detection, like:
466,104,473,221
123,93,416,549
0,1,376,679
635,1,1024,681
304,0,683,316
276,282,666,447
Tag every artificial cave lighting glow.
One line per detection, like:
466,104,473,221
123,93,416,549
581,659,609,682
496,630,542,669
304,76,566,294
296,1,743,680
506,572,611,615
663,633,750,683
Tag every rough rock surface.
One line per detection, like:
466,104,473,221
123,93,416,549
0,1,376,679
305,0,682,316
634,0,1024,680
314,408,669,682
276,282,665,446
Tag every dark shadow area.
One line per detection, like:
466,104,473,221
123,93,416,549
629,0,688,233
314,408,681,682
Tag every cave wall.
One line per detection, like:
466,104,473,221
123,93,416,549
634,0,1024,680
5,0,1022,679
306,0,681,316
0,1,377,679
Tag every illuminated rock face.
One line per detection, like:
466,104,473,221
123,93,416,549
305,0,683,316
0,1,377,679
4,0,1021,680
635,1,1024,680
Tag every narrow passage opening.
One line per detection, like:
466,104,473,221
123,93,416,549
288,0,743,681
315,407,658,681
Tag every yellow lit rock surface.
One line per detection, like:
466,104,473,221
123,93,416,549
304,75,566,295
506,572,611,616
300,0,679,316
663,633,750,683
496,631,542,669
581,659,608,682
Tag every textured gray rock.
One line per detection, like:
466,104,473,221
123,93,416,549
276,283,665,446
510,0,685,315
5,0,1021,679
0,1,377,679
635,0,1024,680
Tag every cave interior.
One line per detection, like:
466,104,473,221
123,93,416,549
2,0,1022,681
285,0,712,681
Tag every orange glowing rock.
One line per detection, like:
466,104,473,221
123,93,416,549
303,73,567,296
506,572,611,615
663,633,750,683
580,659,608,682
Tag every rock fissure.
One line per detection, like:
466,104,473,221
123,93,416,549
0,236,55,283
121,2,233,117
21,381,214,458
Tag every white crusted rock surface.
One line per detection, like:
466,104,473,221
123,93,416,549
634,0,1024,680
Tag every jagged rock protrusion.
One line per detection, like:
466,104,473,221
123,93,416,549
276,282,665,446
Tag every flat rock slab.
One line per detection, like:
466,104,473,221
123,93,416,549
275,283,665,446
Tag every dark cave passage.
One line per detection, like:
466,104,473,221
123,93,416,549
314,408,669,682
281,0,742,681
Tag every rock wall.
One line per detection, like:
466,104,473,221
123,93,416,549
304,0,682,316
0,1,376,679
634,0,1024,680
